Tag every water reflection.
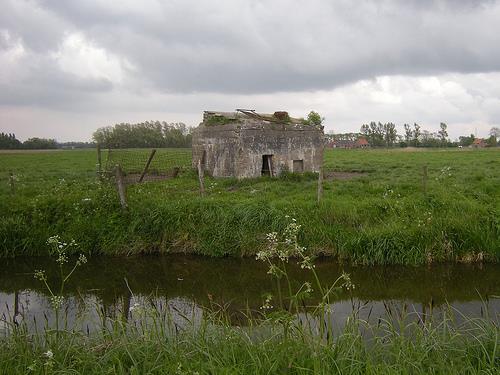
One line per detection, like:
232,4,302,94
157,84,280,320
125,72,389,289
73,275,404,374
0,255,498,333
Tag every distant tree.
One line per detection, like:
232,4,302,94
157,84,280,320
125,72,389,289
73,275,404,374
459,134,475,147
486,135,497,147
360,122,397,147
438,123,448,145
303,111,324,126
489,127,500,142
420,131,441,147
0,133,22,149
383,122,398,147
23,138,57,149
360,122,382,146
360,124,370,139
412,123,421,147
403,124,412,143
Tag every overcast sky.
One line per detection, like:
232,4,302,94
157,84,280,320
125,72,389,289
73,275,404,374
1,0,500,141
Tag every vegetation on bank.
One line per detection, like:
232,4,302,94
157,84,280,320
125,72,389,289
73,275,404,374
0,148,498,264
2,314,497,374
1,227,498,375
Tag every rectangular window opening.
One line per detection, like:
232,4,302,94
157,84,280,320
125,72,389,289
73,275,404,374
293,159,304,173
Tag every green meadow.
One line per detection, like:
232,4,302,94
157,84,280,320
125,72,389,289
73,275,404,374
0,148,498,264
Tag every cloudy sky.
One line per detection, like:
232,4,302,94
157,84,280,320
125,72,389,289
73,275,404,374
1,0,500,141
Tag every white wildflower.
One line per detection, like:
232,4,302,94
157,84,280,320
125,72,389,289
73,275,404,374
260,294,273,310
342,272,355,291
76,254,87,266
56,252,68,265
129,302,141,313
34,270,46,281
47,235,60,245
50,296,64,309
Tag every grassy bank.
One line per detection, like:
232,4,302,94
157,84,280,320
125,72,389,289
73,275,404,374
0,148,498,264
1,307,498,374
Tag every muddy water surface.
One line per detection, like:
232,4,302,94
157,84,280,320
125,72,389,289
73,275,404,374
0,255,498,333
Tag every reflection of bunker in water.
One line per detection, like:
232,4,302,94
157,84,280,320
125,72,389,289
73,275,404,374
192,109,324,178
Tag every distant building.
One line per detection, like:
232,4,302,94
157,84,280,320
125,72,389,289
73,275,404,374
192,110,324,178
471,138,487,148
328,139,355,149
355,137,370,148
326,135,369,149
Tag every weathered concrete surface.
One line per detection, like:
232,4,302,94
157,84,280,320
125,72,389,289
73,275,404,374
192,111,324,178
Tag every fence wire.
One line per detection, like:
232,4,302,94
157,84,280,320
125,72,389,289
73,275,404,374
103,148,192,182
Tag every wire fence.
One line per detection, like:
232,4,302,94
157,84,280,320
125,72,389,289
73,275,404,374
2,146,327,210
0,147,194,197
103,148,192,183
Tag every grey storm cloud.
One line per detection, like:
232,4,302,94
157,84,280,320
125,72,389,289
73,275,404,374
2,0,500,103
1,0,500,143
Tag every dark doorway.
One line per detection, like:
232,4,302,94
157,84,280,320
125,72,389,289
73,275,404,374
262,155,274,176
293,160,304,173
201,150,206,168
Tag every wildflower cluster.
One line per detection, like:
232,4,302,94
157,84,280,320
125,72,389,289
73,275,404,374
260,294,274,310
436,166,452,181
382,188,394,199
50,296,65,309
256,215,356,327
76,253,88,266
341,272,355,292
256,217,306,264
33,236,88,313
417,211,433,228
47,236,77,261
34,270,46,282
381,186,403,212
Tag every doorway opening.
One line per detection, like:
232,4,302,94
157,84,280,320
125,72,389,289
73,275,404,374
261,155,274,177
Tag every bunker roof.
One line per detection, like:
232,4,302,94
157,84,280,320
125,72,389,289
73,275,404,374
202,109,316,127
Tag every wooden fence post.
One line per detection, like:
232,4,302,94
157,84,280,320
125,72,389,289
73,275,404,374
171,167,180,178
9,172,15,194
317,167,323,203
115,164,128,210
197,159,205,197
422,165,428,196
14,290,19,321
96,144,102,177
138,149,157,183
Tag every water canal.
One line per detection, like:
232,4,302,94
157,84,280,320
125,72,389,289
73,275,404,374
1,255,498,333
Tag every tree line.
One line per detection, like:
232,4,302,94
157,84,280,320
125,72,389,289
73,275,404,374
3,123,499,150
355,123,499,147
92,121,193,148
0,121,193,150
0,133,59,149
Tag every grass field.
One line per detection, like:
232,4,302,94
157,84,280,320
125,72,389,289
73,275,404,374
0,148,498,263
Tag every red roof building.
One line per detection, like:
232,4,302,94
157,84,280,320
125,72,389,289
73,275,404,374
355,137,370,148
471,138,487,148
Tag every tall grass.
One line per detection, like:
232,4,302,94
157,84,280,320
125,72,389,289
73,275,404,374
1,311,498,374
0,148,498,264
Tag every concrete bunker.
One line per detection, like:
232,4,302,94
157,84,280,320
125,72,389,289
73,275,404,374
192,109,324,178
